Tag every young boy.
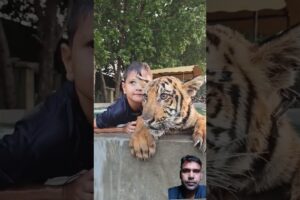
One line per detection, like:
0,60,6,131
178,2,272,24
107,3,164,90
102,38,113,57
0,0,93,199
94,61,153,134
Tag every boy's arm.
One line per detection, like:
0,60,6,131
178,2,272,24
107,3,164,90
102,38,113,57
94,111,122,132
94,127,125,134
95,110,117,128
94,121,137,134
95,97,128,129
0,185,63,200
0,170,93,200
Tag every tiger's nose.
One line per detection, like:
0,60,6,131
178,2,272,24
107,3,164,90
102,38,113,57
142,112,153,121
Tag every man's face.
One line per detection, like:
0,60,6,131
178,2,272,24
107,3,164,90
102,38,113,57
180,161,202,191
61,12,93,121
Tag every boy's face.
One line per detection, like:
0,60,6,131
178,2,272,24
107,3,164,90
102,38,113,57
61,13,93,121
122,69,152,105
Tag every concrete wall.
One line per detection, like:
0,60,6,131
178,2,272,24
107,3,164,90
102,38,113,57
94,134,206,200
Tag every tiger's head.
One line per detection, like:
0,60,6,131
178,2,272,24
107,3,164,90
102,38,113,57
140,75,205,138
206,24,300,194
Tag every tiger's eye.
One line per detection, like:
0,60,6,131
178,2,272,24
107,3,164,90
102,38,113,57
160,93,168,100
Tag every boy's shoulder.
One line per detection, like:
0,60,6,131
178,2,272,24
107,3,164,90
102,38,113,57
95,95,134,128
28,81,75,116
16,81,82,134
106,95,128,115
44,81,76,109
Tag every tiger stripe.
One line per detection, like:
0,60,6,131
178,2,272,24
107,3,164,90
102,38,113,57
207,24,300,200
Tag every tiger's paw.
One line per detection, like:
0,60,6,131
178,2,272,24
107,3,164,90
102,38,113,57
129,131,156,160
193,117,206,152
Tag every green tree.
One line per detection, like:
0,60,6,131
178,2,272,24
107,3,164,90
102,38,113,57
94,0,206,102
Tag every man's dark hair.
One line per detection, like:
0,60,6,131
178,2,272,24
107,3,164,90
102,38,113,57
67,0,93,45
123,61,151,81
180,155,202,169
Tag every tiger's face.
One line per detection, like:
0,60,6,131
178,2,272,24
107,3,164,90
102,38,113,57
206,26,269,153
206,25,300,194
141,76,204,137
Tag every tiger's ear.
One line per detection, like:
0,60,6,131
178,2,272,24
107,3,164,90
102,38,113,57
255,25,300,89
137,75,150,88
183,76,205,97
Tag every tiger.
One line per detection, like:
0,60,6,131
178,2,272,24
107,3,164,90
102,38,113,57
129,75,206,159
206,24,300,200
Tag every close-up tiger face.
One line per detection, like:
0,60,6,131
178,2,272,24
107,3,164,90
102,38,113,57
129,75,206,159
206,25,300,199
141,76,204,137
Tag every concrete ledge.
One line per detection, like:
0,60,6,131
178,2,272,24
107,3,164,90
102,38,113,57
0,109,26,124
94,134,206,200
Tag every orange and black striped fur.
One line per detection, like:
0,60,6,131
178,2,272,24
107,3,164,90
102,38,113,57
129,76,206,159
207,25,300,199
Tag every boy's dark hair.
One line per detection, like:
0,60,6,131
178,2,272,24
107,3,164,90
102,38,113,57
180,155,202,169
67,0,93,45
123,61,152,81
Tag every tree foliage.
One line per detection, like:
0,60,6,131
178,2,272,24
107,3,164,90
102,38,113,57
0,0,68,27
95,0,206,71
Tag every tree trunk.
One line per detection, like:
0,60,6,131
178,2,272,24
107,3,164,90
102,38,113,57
0,19,16,108
98,69,108,102
35,0,65,102
115,58,123,99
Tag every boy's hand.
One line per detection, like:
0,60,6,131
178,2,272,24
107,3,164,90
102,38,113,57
124,121,137,134
63,169,93,200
